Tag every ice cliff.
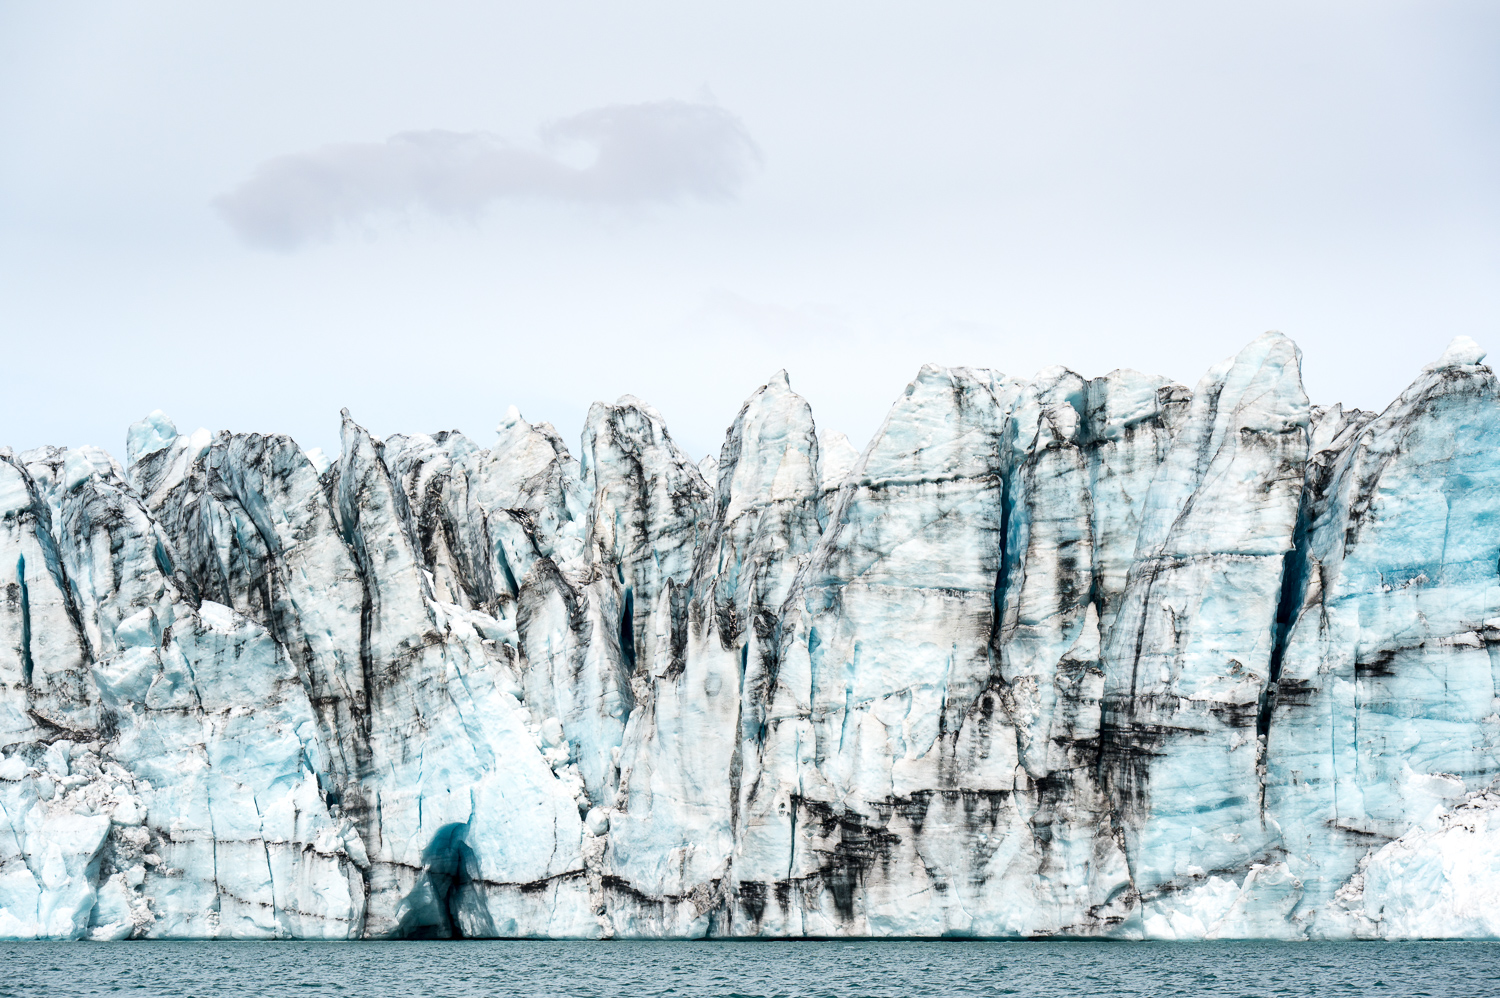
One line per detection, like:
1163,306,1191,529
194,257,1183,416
4,332,1500,940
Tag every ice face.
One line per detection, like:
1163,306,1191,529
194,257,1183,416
1101,332,1311,912
605,371,823,933
1264,347,1500,930
1,333,1498,939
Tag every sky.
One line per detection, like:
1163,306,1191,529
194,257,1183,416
2,2,1497,462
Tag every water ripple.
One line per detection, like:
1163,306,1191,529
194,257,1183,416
1,940,1494,998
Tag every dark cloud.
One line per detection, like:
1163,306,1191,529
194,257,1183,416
214,100,761,250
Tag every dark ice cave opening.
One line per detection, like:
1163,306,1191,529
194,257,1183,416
394,822,479,939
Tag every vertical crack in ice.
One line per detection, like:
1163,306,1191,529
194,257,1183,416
15,555,32,688
988,451,1013,667
1256,446,1316,812
493,534,519,597
152,540,175,587
787,726,801,883
208,779,223,922
837,672,853,753
355,581,375,738
728,638,748,847
619,588,636,673
255,792,277,933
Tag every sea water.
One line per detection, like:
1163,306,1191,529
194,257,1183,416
3,940,1495,997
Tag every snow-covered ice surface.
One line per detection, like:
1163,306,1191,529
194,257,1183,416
3,333,1500,940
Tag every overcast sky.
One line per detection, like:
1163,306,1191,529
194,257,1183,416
2,2,1497,462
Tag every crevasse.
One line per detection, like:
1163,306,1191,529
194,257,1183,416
2,332,1499,940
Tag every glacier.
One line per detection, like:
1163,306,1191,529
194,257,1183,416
3,331,1500,940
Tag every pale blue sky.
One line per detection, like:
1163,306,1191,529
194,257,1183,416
2,2,1496,461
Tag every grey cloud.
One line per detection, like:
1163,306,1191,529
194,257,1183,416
214,100,761,251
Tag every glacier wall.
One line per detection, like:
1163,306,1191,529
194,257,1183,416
3,332,1500,940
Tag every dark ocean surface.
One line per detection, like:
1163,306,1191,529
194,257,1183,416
4,940,1496,998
